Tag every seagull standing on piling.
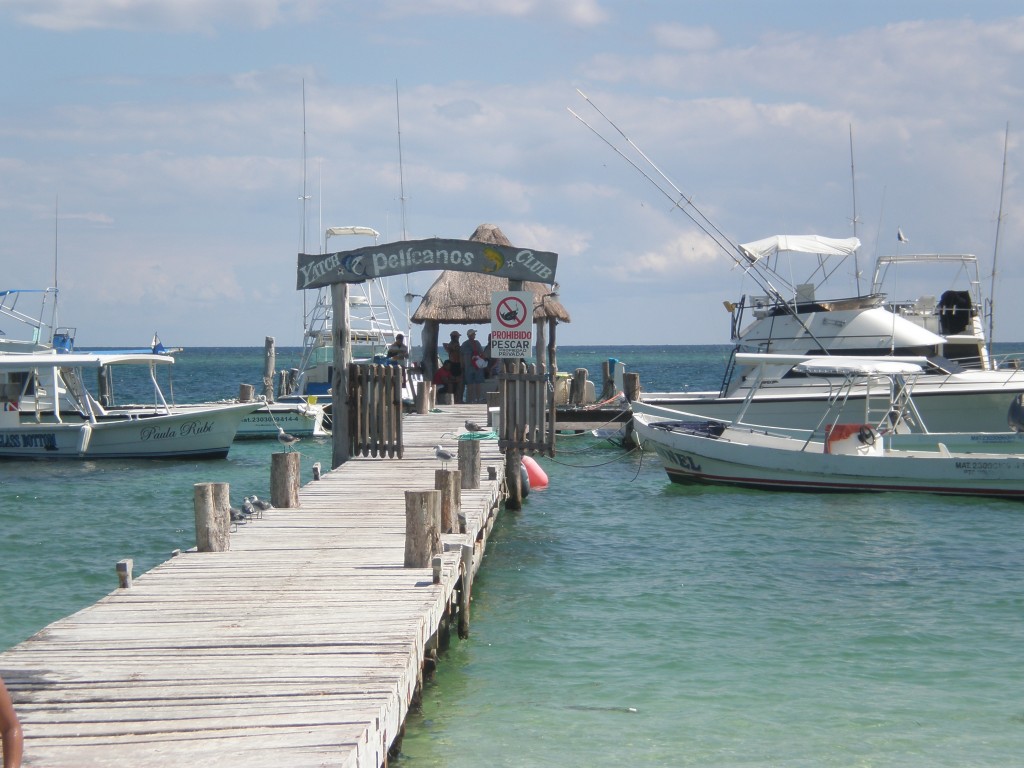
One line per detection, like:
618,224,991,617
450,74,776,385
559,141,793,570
434,444,454,469
277,426,300,452
465,420,484,433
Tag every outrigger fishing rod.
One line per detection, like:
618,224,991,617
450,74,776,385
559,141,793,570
568,90,832,352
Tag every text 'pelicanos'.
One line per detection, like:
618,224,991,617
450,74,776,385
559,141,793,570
297,238,558,289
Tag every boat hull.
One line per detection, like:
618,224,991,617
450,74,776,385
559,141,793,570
633,414,1024,499
0,402,257,460
638,374,1024,433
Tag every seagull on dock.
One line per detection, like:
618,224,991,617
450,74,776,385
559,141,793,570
434,444,455,468
248,495,273,512
465,419,485,433
277,426,300,452
230,505,248,524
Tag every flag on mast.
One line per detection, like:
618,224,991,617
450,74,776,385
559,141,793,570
897,227,909,243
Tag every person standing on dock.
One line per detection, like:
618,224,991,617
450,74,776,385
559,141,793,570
387,333,409,385
443,330,464,403
0,675,22,768
460,328,486,404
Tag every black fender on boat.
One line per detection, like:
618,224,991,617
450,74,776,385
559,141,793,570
1008,394,1024,432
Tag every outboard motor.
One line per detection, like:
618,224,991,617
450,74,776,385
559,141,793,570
1007,394,1024,432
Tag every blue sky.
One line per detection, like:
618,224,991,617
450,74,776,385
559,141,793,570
2,1,1023,348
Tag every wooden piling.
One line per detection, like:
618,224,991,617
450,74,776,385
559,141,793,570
434,468,461,534
193,482,230,552
570,367,589,404
623,372,641,402
116,559,133,589
404,490,441,568
263,336,276,401
415,380,430,415
458,440,481,489
238,383,255,403
270,452,300,508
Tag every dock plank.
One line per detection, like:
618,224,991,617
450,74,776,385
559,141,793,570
1,406,503,768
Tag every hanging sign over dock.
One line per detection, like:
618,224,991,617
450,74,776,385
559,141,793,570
297,237,558,290
490,291,533,358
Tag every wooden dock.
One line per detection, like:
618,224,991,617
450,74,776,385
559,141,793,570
0,406,504,768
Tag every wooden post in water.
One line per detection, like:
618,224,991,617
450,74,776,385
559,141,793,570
404,490,441,568
116,558,133,589
570,368,589,405
194,481,231,552
434,468,461,533
263,336,276,401
505,449,523,510
458,545,472,638
270,453,301,508
238,383,255,403
623,372,641,402
457,440,481,489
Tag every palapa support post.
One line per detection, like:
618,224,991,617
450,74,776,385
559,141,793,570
270,452,301,508
404,490,442,568
194,481,231,552
434,468,461,533
238,383,255,403
116,558,133,589
457,440,481,489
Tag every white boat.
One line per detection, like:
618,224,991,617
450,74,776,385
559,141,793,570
281,226,421,419
637,238,1024,432
0,351,257,459
634,355,1024,499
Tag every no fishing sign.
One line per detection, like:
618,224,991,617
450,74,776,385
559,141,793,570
490,291,533,358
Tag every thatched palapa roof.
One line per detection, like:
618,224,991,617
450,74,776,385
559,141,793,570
410,224,570,325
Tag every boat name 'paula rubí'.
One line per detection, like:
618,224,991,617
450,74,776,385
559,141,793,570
140,420,215,441
297,237,558,289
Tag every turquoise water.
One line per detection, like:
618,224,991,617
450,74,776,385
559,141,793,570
3,346,1024,766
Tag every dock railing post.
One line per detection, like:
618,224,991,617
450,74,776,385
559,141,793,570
194,481,231,552
404,490,442,568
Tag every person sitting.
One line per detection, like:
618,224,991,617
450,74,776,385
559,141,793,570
433,360,455,396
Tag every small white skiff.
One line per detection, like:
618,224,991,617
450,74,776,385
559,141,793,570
0,352,257,459
634,355,1024,499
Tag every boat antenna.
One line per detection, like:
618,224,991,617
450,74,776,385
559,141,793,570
300,80,312,339
396,80,413,339
987,121,1010,354
52,194,60,339
849,124,862,293
569,90,836,353
395,80,408,241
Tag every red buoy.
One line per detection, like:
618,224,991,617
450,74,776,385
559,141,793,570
521,455,549,489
